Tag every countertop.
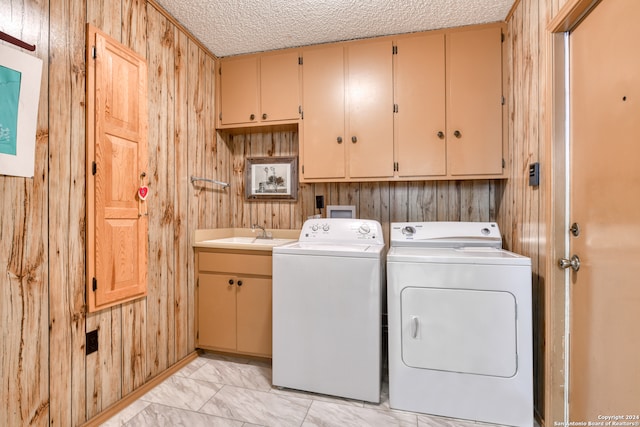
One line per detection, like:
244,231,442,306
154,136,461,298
193,228,299,251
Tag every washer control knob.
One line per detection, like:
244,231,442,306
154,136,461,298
322,223,330,232
311,224,319,231
359,223,371,234
402,226,416,236
481,227,491,236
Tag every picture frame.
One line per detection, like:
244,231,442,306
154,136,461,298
0,43,43,178
245,156,298,201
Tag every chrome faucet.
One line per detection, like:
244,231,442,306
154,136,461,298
252,224,272,239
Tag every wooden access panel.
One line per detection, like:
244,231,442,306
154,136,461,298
87,25,148,312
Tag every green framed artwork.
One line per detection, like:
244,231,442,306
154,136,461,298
0,44,43,178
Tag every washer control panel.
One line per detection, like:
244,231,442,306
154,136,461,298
299,218,384,244
391,221,502,248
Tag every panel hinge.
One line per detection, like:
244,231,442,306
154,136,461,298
299,105,303,119
219,112,222,121
91,46,96,59
219,66,222,75
502,158,506,168
298,56,303,65
92,277,97,291
196,330,199,340
394,162,399,172
301,165,305,174
501,32,505,43
92,161,97,175
393,104,398,113
392,45,398,55
501,96,505,105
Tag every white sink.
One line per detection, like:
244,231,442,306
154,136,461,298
200,237,296,246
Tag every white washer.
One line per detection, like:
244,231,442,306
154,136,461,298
272,218,385,403
387,222,533,427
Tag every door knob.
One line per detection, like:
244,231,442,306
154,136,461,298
437,131,444,139
453,130,462,138
262,113,267,120
337,136,343,144
558,255,581,272
237,280,243,287
351,136,358,143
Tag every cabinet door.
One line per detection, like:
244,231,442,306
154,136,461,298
348,40,394,179
394,34,447,177
446,27,503,176
198,273,237,350
236,277,272,356
220,56,259,125
261,51,300,122
301,45,346,179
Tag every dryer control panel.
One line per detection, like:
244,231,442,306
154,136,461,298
299,218,384,244
390,221,502,248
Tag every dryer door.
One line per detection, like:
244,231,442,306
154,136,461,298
401,287,517,377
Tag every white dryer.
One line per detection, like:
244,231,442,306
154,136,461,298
387,222,533,427
272,218,385,403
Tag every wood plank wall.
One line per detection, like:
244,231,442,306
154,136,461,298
501,0,571,424
1,0,219,425
1,0,574,425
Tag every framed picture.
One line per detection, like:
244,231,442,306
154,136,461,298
0,44,43,178
245,156,298,201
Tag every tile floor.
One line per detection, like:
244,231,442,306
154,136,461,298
101,352,512,427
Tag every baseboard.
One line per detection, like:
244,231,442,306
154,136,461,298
81,350,199,427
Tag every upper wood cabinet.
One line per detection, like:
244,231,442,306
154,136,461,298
215,23,504,182
348,40,395,179
394,25,504,179
394,33,447,178
300,40,394,181
446,26,503,177
218,50,300,127
300,45,346,179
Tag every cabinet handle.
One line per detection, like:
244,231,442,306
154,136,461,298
437,131,444,139
453,130,462,138
262,113,267,120
250,114,255,121
237,280,243,287
337,136,343,144
351,136,358,143
228,279,234,285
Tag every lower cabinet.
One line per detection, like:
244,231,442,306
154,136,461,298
196,250,273,357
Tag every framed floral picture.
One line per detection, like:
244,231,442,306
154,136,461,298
245,156,298,201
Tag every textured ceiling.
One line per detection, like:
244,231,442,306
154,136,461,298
154,0,515,58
